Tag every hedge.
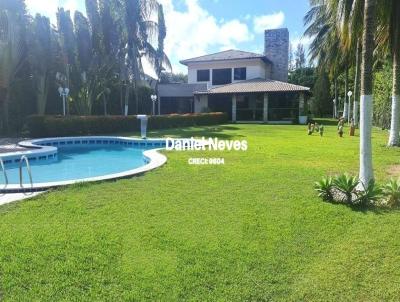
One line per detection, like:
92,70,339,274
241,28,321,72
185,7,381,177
26,113,229,137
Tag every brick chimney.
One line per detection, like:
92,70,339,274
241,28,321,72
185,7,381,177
264,28,289,82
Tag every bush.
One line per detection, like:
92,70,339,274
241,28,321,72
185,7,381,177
26,113,228,137
383,179,400,207
314,174,388,208
314,177,333,201
354,181,383,206
333,174,359,204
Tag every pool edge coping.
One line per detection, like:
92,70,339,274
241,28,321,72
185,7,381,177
0,136,168,193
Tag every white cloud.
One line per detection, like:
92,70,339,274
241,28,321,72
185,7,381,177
291,35,312,50
253,12,285,33
290,35,312,66
159,0,253,73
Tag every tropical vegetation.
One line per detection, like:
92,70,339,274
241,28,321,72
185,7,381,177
0,0,171,134
304,0,399,187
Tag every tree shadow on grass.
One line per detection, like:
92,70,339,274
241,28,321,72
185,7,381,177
324,199,398,215
313,118,339,126
147,125,245,140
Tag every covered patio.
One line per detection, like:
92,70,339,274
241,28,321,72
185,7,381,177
194,79,310,123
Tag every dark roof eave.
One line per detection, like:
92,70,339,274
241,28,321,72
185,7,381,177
180,56,271,66
194,89,310,95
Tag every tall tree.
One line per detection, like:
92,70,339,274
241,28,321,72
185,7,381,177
29,14,53,115
359,0,377,186
384,0,400,146
295,43,306,69
0,0,26,133
56,8,77,115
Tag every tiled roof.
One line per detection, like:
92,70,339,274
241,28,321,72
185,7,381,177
180,50,271,65
194,78,310,95
158,83,208,98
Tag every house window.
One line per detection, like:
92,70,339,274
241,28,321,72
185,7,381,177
234,67,246,80
197,69,210,82
212,68,232,85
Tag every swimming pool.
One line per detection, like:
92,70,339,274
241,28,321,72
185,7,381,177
0,137,167,193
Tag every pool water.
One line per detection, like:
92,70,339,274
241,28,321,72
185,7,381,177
1,145,149,185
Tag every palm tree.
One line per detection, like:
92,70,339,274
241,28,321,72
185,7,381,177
56,8,78,115
359,0,377,185
74,11,93,115
382,0,400,146
0,0,26,133
304,0,342,107
155,4,171,79
29,14,53,115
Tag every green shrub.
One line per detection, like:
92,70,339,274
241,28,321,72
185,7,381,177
26,113,228,137
315,174,385,207
383,179,400,207
314,177,333,201
333,174,359,204
354,181,383,206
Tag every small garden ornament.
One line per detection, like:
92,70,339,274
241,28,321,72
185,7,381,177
338,118,344,137
349,118,355,136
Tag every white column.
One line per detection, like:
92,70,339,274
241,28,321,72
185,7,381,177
263,93,269,122
232,94,237,122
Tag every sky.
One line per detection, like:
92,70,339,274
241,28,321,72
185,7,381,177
25,0,311,74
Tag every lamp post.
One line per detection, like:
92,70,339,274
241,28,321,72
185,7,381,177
332,98,337,118
58,87,69,116
150,94,157,115
347,90,353,123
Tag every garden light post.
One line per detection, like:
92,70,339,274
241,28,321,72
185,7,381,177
58,87,70,116
347,91,353,123
150,94,157,115
332,98,337,118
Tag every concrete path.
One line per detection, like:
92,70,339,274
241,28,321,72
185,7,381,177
0,192,44,206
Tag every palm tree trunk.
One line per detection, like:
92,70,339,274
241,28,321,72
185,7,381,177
388,2,400,146
344,67,349,122
353,40,361,127
37,76,49,115
103,95,107,116
120,82,123,115
334,76,338,118
124,83,129,116
1,90,10,134
359,0,377,186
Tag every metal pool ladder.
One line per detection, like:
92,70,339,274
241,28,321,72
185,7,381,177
0,158,8,190
19,155,33,191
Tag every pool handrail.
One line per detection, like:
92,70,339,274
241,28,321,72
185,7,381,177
19,155,33,191
0,158,8,190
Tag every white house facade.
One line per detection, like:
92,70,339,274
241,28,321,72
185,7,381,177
157,28,310,123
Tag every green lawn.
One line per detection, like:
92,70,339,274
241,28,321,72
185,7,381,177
2,123,400,301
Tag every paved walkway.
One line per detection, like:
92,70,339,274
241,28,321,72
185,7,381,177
0,192,44,206
0,137,30,154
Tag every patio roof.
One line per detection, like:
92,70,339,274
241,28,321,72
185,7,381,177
194,78,310,95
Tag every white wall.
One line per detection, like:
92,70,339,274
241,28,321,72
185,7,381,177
187,59,271,86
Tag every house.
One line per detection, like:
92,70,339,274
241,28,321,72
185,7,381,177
157,28,310,123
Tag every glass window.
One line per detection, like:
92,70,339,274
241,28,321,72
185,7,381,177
197,70,210,82
234,67,246,80
212,68,232,85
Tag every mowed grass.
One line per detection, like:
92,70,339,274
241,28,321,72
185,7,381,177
2,123,400,301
